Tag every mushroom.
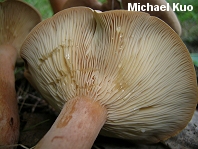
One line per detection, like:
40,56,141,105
21,7,198,149
101,0,182,35
49,0,68,14
49,0,102,14
61,0,182,35
63,0,102,10
0,0,41,147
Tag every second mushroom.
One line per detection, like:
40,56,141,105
0,0,41,147
21,7,198,149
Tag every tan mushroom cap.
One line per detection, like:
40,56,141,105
21,7,198,143
0,0,41,59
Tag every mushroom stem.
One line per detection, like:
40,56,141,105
0,45,19,146
35,96,107,149
49,0,68,13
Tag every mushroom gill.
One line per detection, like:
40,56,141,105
21,7,198,148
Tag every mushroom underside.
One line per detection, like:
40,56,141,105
21,7,198,144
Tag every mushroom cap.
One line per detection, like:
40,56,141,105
0,0,41,58
21,7,198,143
